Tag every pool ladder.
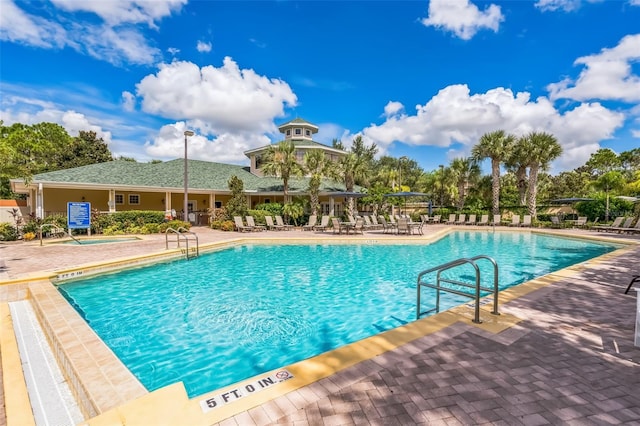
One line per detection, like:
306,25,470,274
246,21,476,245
165,227,199,260
416,255,500,324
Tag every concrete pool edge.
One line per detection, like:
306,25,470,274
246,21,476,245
2,229,636,425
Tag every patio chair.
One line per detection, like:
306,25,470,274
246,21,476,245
245,216,265,231
622,218,640,234
445,214,457,225
302,215,317,231
353,218,365,234
609,217,634,233
477,214,489,226
574,216,588,228
490,214,501,226
594,216,625,232
397,217,411,235
265,215,285,230
233,216,253,232
378,216,396,234
362,215,377,230
275,215,293,231
550,216,562,228
431,215,441,223
465,214,477,225
508,215,521,226
313,215,330,232
331,217,353,234
520,215,532,227
454,214,466,225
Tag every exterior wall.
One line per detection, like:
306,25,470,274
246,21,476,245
42,188,109,215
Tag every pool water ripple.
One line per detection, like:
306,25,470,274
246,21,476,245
57,231,618,397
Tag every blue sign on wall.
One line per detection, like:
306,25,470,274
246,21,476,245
67,202,91,229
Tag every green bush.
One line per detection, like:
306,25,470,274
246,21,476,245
254,203,283,215
158,220,190,233
247,209,268,226
0,222,18,241
210,220,235,231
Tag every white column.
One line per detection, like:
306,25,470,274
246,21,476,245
108,189,116,213
36,183,44,219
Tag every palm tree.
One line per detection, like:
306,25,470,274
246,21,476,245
338,136,376,217
594,170,625,221
505,136,532,206
304,149,339,216
450,157,480,210
524,132,562,218
261,141,304,204
471,130,516,216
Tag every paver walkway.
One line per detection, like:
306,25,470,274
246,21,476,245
1,226,639,425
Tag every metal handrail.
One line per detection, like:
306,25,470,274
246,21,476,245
416,255,499,324
39,224,80,246
165,227,199,259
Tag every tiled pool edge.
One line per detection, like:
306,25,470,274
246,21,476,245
28,280,148,418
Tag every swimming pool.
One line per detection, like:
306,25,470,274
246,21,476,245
57,231,618,398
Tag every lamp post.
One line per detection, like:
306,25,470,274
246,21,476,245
183,130,194,222
439,164,444,209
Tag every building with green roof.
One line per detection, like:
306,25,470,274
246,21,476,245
10,119,355,224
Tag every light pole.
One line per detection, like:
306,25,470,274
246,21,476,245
183,130,194,222
439,164,444,210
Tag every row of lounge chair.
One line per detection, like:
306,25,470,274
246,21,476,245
594,216,640,234
439,213,532,227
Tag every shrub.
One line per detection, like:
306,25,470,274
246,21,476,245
210,220,235,231
0,222,18,241
254,202,283,215
158,220,190,233
247,209,268,226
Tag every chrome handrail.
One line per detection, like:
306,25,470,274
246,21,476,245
417,255,499,323
165,227,199,259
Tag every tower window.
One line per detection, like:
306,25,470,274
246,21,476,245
295,128,302,135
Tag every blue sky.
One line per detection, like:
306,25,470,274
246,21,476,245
1,0,639,175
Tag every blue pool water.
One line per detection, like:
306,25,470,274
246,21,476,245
58,231,618,397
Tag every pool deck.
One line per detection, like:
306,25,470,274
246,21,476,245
1,225,639,425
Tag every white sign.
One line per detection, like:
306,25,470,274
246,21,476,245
200,369,293,413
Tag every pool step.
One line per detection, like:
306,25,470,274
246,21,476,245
7,300,84,426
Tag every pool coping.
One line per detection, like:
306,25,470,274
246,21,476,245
1,228,637,425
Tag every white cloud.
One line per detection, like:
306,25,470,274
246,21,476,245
631,0,640,6
49,0,186,27
0,0,182,66
135,57,298,134
167,47,180,56
421,0,504,40
547,34,640,103
144,123,270,164
0,0,67,48
359,84,624,171
534,0,581,12
197,40,212,53
122,91,136,112
0,95,113,144
383,101,405,117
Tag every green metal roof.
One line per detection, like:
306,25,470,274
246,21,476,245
29,159,347,193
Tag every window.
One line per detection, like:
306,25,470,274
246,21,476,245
214,201,222,208
305,129,311,136
286,129,291,136
128,194,140,205
255,154,263,169
295,128,302,135
115,194,124,205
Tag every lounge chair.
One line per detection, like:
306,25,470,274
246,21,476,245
454,214,466,225
378,216,396,234
353,218,365,234
431,215,441,223
331,217,353,234
490,214,501,226
302,215,317,231
594,217,625,232
508,215,521,226
520,215,532,227
370,215,382,228
313,215,330,232
445,214,457,225
265,215,285,230
609,217,634,233
233,216,253,232
465,214,477,225
574,216,588,228
477,214,489,226
550,216,562,228
275,215,293,231
622,219,640,234
245,216,265,231
363,215,378,230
